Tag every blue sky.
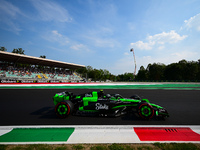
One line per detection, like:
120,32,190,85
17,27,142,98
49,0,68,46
0,0,200,75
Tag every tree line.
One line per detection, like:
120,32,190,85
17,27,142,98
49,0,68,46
136,59,200,81
76,66,116,81
77,59,200,82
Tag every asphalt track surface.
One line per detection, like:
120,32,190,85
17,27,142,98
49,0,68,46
0,89,200,126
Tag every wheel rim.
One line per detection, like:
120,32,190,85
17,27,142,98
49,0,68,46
139,103,154,119
58,104,68,115
141,105,152,117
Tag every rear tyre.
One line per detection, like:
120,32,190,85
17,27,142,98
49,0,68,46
55,101,74,119
138,103,154,119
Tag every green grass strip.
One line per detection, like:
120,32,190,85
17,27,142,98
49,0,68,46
0,128,74,142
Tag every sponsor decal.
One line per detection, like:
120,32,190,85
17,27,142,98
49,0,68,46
0,80,17,83
37,80,48,83
49,80,60,83
85,93,92,97
95,103,109,110
158,109,166,113
21,80,34,83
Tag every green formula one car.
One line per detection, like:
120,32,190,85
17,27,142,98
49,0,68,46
53,90,169,120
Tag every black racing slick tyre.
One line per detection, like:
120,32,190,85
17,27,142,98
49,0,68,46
138,103,154,119
55,101,74,119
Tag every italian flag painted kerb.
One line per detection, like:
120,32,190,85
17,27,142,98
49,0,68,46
0,126,200,144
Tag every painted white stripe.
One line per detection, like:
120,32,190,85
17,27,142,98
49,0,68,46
67,126,140,143
0,128,13,136
191,126,200,135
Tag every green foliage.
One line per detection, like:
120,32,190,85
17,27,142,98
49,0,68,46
1,143,200,150
77,59,200,82
90,145,135,150
136,66,147,80
90,145,107,150
40,55,46,58
153,142,199,150
0,145,7,150
72,144,84,150
137,146,153,150
6,144,51,150
108,144,125,150
55,145,68,150
124,146,134,150
136,59,200,81
12,48,25,55
117,73,134,81
0,47,7,51
26,144,51,150
76,66,114,81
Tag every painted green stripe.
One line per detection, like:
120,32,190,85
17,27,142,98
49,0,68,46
0,128,74,142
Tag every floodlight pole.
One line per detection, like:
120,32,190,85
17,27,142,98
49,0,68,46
130,48,136,78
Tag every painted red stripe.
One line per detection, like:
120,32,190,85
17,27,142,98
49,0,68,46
134,127,200,141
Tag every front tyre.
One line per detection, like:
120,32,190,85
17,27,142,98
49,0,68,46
55,101,74,119
138,103,154,119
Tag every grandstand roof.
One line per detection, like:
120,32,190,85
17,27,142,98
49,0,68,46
0,51,85,69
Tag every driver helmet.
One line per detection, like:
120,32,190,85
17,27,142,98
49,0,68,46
98,89,104,97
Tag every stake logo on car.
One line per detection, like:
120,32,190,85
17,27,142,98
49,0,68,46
95,103,109,110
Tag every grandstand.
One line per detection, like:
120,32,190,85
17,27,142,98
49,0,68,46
0,51,85,83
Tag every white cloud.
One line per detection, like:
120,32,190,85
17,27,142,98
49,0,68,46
70,44,91,52
148,30,187,44
0,0,21,17
94,38,116,48
124,52,129,55
52,30,62,37
31,0,72,22
130,41,154,50
130,30,187,50
0,0,24,33
171,51,197,60
158,46,165,50
43,30,69,45
109,55,134,75
84,26,117,48
43,30,92,53
85,35,117,48
183,13,200,31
